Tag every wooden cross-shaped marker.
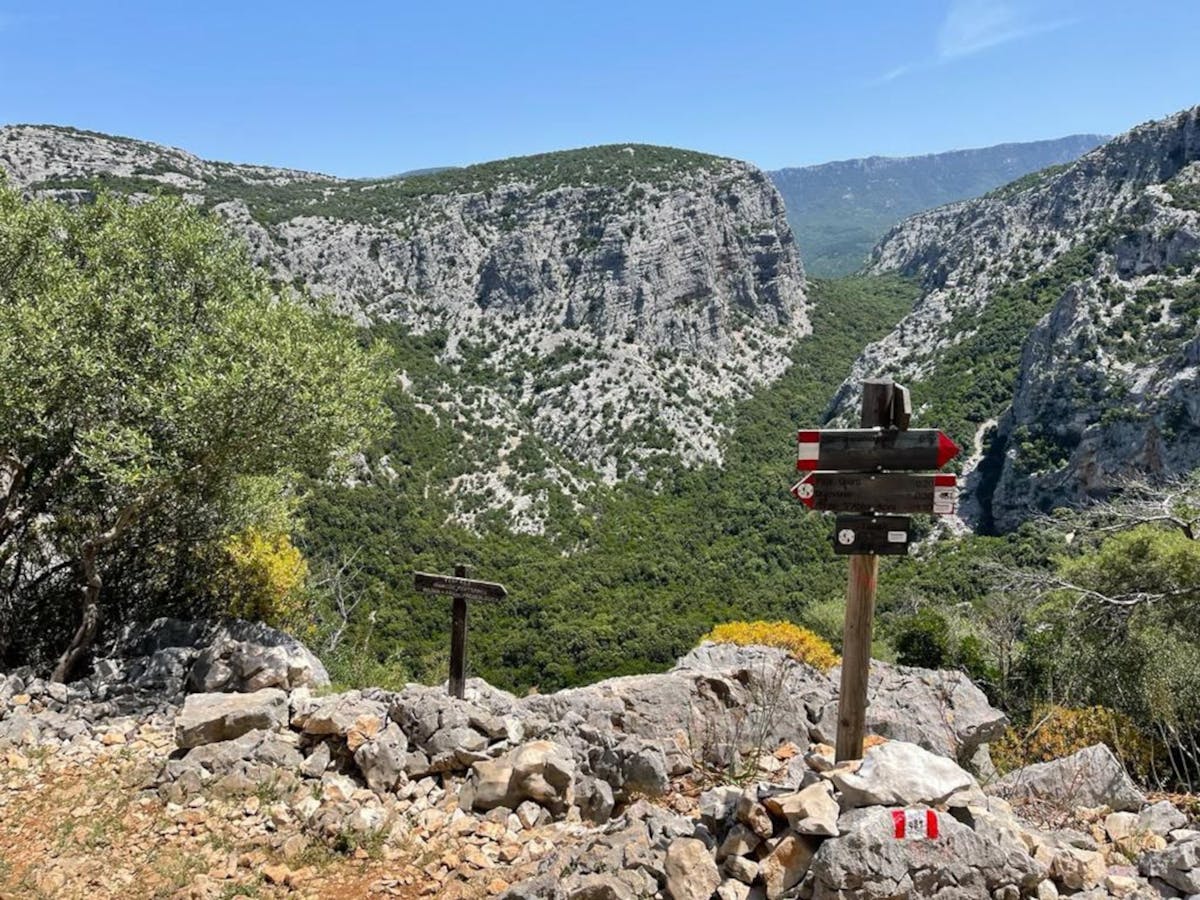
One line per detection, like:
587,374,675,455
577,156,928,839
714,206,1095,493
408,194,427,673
413,565,507,699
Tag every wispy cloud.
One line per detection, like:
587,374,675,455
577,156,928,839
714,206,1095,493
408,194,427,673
873,0,1078,84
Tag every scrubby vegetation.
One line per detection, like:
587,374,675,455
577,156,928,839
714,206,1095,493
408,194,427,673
0,181,389,678
700,621,839,671
33,143,728,227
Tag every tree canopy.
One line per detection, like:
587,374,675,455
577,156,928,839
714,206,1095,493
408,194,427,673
0,180,390,678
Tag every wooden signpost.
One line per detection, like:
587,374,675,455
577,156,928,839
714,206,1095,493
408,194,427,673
790,378,960,762
796,428,959,472
791,472,959,515
413,565,507,700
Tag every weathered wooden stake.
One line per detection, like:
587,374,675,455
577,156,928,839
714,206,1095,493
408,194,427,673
449,563,469,700
835,378,893,762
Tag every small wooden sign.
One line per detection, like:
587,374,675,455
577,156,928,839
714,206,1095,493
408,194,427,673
414,567,507,699
414,572,507,602
796,428,959,472
791,472,959,515
833,514,912,556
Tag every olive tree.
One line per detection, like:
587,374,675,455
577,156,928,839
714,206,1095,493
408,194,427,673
0,181,390,680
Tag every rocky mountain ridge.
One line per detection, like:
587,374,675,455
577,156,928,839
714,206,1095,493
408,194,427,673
769,135,1107,277
0,125,809,532
833,106,1200,532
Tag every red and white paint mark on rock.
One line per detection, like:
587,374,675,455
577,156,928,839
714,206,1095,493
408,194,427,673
891,809,940,839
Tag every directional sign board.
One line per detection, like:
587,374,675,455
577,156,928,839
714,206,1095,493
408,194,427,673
797,428,959,472
791,472,959,515
413,572,507,602
833,514,912,556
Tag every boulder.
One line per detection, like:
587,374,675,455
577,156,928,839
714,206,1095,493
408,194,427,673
717,824,761,860
353,721,408,794
462,740,576,816
293,690,387,736
1050,846,1107,891
522,646,1009,784
522,644,827,775
724,854,758,885
576,775,615,824
1138,800,1188,836
810,807,1043,899
699,785,743,833
760,834,817,899
563,874,635,900
990,744,1146,813
166,728,303,782
664,837,721,900
814,661,1007,763
1138,836,1200,894
832,740,976,808
763,780,839,836
300,741,331,778
109,617,329,693
735,788,774,839
174,689,288,748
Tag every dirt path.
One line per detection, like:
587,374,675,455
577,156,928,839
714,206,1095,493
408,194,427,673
0,743,512,899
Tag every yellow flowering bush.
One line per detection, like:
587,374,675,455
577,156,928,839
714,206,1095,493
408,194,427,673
991,704,1159,782
212,527,309,627
701,620,839,672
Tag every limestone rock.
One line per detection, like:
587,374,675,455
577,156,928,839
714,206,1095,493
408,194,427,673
990,744,1146,813
699,785,743,834
813,661,1007,763
759,834,817,900
724,854,759,885
1050,846,1107,891
564,874,635,900
811,807,1043,899
717,824,761,860
1138,836,1200,893
762,780,839,836
463,740,576,816
735,789,774,839
174,689,288,748
1138,800,1188,837
832,740,976,808
353,722,408,794
664,837,720,900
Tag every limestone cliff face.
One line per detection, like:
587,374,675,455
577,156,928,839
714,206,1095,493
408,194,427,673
1,126,809,531
833,107,1200,532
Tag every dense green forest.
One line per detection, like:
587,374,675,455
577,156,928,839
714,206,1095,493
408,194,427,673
301,273,1037,692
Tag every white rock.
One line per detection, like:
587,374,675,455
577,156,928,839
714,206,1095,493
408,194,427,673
832,741,976,808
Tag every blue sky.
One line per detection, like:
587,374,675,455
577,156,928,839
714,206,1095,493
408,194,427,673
1,0,1196,176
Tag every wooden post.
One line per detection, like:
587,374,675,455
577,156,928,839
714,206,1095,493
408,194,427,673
836,379,893,762
449,563,469,700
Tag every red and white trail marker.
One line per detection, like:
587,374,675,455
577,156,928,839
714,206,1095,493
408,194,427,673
892,809,940,840
796,428,960,472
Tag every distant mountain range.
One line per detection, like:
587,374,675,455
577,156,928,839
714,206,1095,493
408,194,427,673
769,135,1109,277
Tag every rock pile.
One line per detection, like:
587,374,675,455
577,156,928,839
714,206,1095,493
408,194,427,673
2,628,1199,898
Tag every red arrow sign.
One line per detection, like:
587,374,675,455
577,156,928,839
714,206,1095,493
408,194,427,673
796,428,959,472
791,472,959,515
